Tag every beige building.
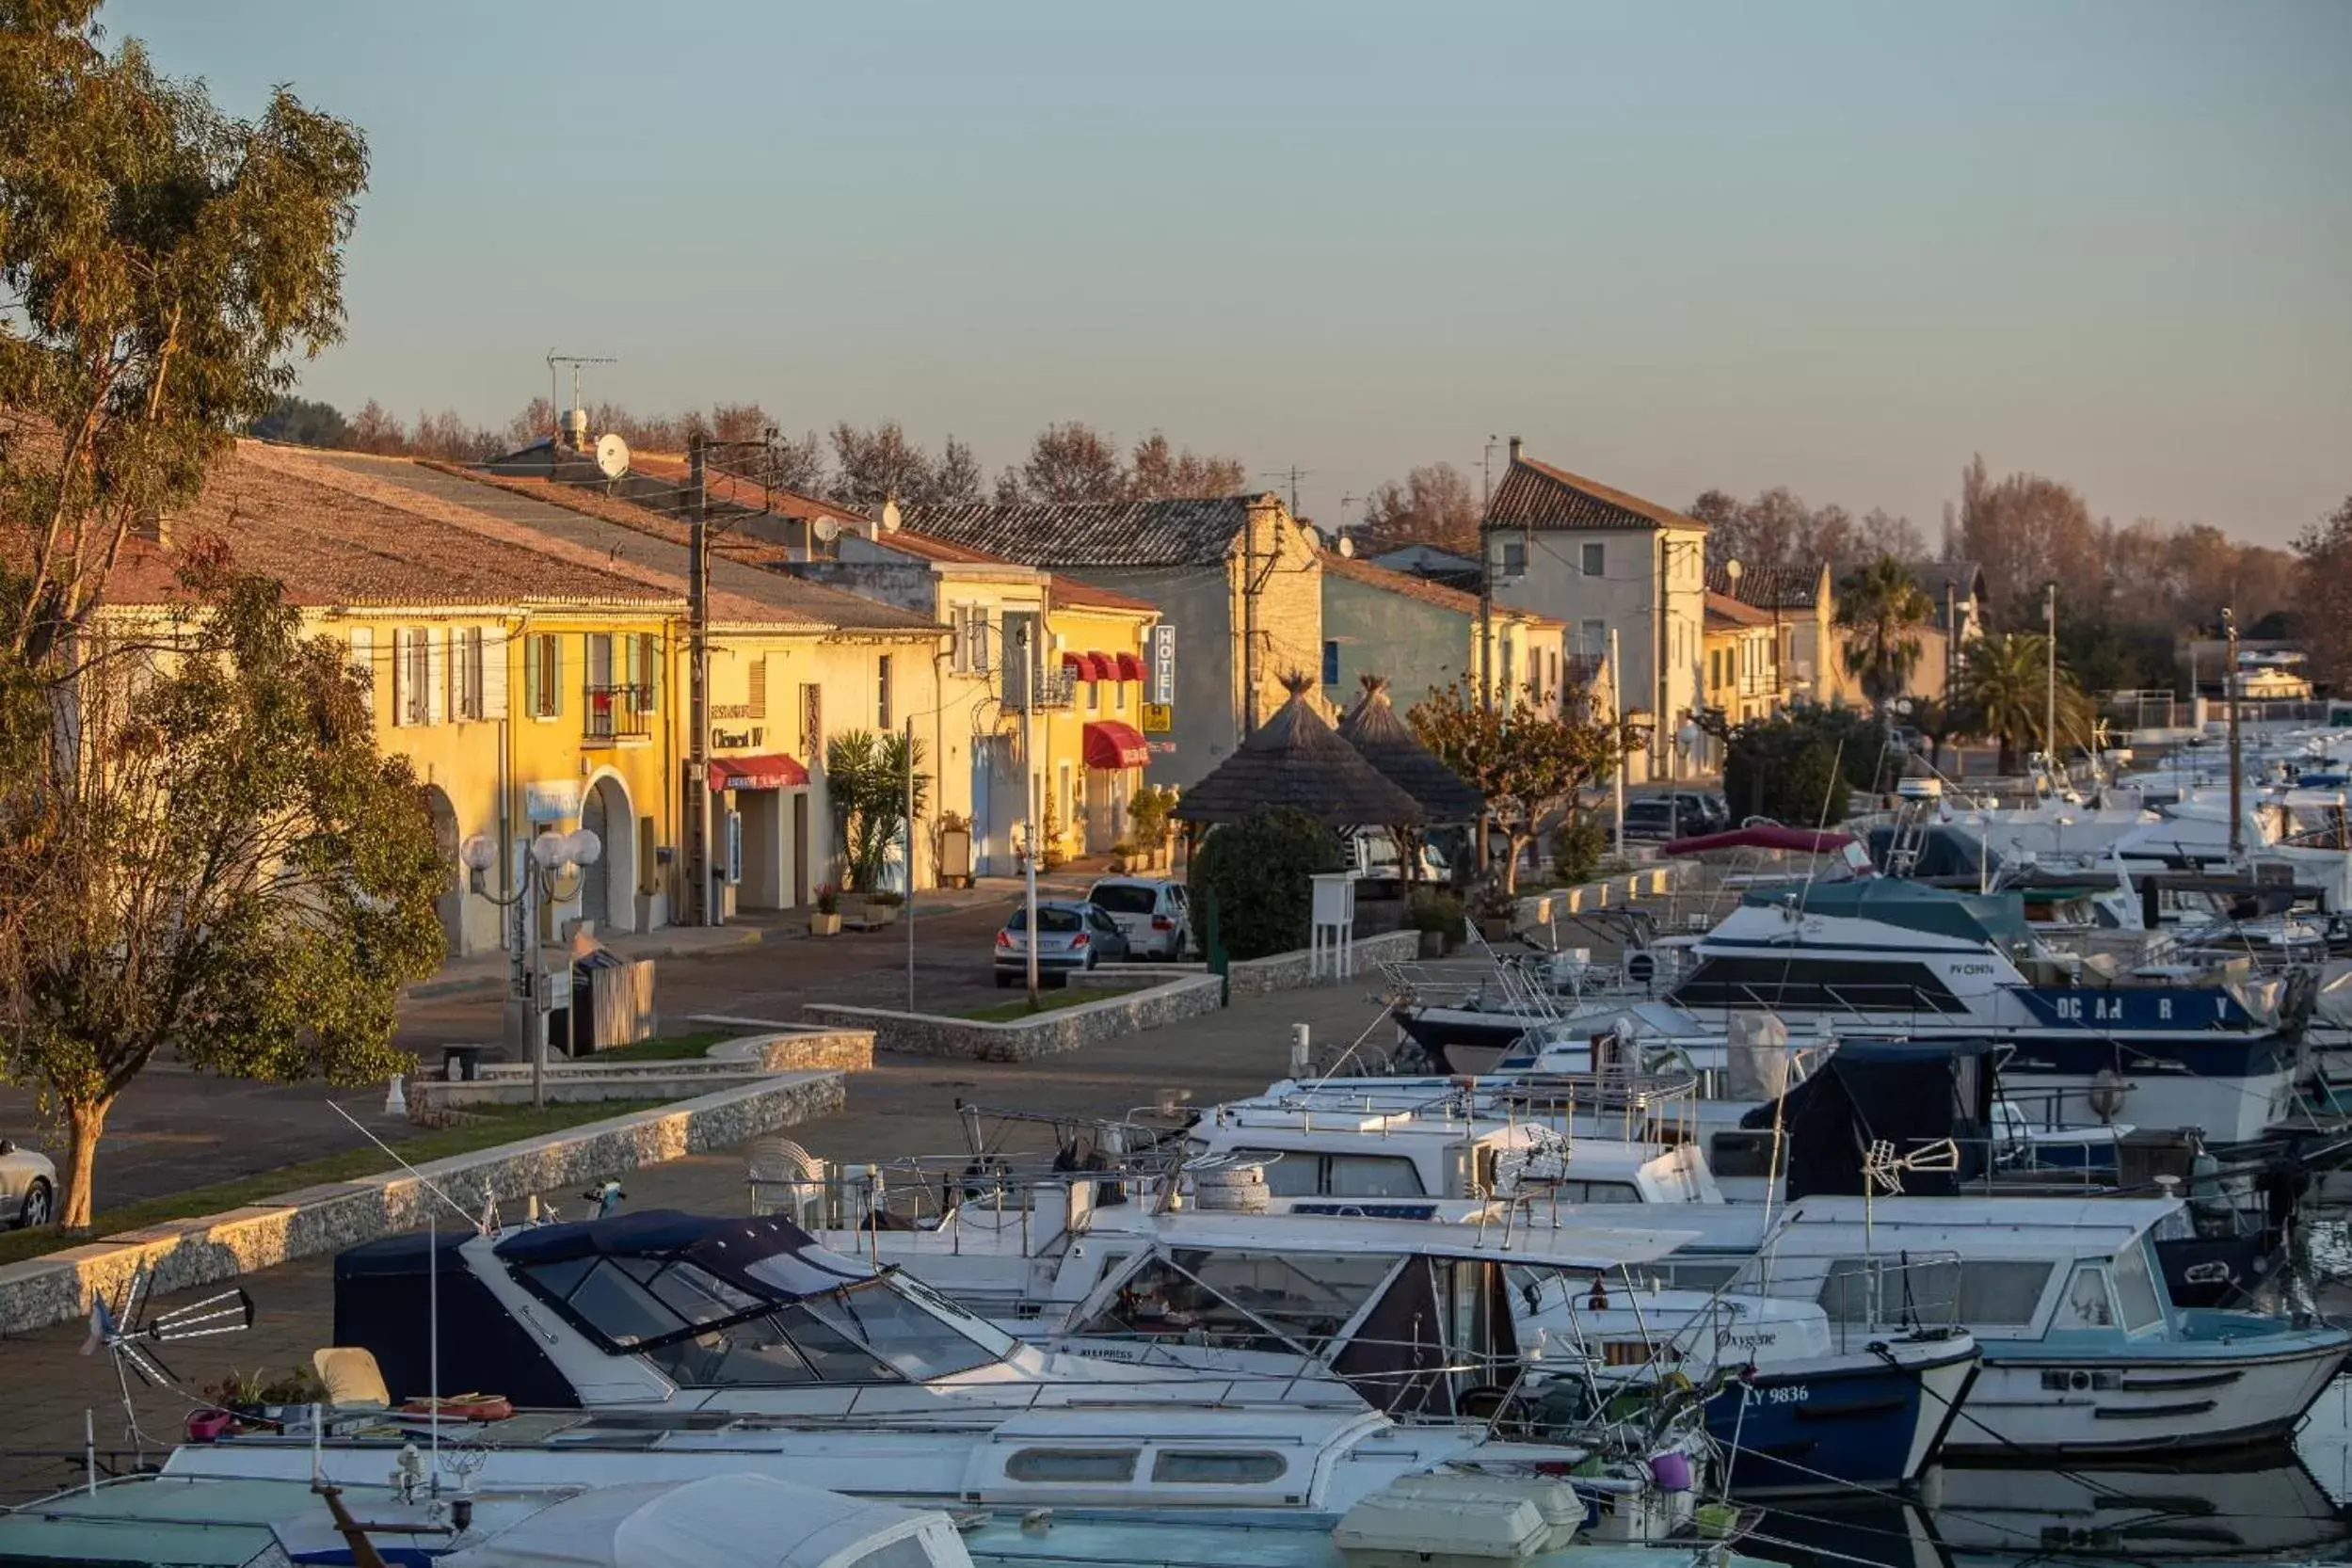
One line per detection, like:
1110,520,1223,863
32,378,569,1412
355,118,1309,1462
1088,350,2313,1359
1482,442,1706,782
902,492,1322,790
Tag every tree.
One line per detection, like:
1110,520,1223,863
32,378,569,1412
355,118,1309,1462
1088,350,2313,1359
250,396,349,448
1408,677,1620,894
1015,422,1127,504
928,437,984,505
1835,555,1934,712
1723,718,1851,827
826,421,936,509
1187,808,1343,961
1,553,444,1229
0,0,365,674
824,729,930,892
1360,463,1480,554
1953,631,2093,774
345,399,406,455
1955,455,2103,621
2296,497,2352,693
1128,431,1246,500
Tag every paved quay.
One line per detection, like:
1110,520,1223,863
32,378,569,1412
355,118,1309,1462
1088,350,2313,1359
0,977,1409,1506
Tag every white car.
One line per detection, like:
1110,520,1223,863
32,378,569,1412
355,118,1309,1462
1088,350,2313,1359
1,1137,56,1229
1084,877,1191,959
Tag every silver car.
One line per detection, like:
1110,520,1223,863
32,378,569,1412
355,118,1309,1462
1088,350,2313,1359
1,1137,56,1229
994,899,1130,986
1084,877,1191,959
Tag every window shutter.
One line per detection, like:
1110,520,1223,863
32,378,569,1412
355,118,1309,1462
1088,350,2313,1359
522,632,542,717
348,627,375,717
481,628,507,719
551,635,564,717
391,629,413,727
426,629,447,725
638,633,660,713
747,655,767,719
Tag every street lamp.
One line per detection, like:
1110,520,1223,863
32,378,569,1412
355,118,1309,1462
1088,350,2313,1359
462,829,602,1107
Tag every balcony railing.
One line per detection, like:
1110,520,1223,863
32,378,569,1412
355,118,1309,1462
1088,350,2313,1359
1002,667,1077,712
584,682,655,743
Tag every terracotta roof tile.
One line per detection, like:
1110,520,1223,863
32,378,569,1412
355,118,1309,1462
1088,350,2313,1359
1482,456,1705,535
1704,590,1774,629
628,453,866,527
1322,551,1555,625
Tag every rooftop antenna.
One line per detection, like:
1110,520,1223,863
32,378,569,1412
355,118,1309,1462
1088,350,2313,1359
545,351,617,448
80,1265,254,1462
1261,465,1311,518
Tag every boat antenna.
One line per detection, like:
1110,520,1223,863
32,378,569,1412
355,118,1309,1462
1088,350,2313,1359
325,1098,483,1232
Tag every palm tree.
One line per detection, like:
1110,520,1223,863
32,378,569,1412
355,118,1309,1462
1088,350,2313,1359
1953,632,2093,774
1835,556,1935,712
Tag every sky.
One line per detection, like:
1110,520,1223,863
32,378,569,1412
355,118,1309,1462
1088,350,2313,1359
108,0,2352,547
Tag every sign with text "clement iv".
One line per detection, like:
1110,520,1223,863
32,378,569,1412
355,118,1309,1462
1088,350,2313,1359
1150,624,1176,705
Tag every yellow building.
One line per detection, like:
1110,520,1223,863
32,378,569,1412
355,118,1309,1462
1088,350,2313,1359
1039,581,1160,857
105,441,687,963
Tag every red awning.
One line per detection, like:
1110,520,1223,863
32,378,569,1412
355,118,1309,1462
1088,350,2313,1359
1083,720,1150,771
1062,650,1105,680
1661,825,1857,857
710,753,809,791
1113,651,1144,681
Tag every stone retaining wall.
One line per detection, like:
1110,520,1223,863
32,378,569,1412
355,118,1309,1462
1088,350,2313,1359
1225,930,1422,995
1511,864,1685,929
408,1030,872,1112
803,974,1224,1064
0,1071,843,1339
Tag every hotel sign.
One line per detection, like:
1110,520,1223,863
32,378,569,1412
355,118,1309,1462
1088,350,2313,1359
1141,702,1173,733
1150,625,1176,706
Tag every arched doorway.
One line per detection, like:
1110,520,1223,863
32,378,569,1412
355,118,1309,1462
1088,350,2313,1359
421,784,463,955
578,774,636,934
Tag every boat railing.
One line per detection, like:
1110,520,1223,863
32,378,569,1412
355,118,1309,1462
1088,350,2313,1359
1814,1249,1968,1354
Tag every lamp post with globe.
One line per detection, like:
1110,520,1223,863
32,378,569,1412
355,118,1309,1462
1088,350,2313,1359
460,828,603,1108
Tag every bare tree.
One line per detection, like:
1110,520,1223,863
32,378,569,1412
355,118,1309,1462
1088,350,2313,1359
345,400,407,455
1010,422,1128,504
827,420,936,508
928,436,984,504
1129,431,1246,500
1361,462,1480,552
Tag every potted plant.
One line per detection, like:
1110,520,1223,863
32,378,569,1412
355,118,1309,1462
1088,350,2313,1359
810,885,841,936
1471,878,1517,943
865,888,904,927
1110,839,1136,873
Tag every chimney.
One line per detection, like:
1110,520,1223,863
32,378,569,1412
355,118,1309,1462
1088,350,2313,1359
1508,435,1523,466
561,408,589,451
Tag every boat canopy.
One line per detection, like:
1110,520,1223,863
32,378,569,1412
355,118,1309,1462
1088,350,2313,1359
1740,877,2036,954
1662,825,1859,857
440,1474,972,1568
493,1211,877,1300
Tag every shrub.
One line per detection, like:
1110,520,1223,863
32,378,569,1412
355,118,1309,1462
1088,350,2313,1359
1550,811,1609,885
1128,785,1174,849
1188,807,1345,960
1404,888,1464,948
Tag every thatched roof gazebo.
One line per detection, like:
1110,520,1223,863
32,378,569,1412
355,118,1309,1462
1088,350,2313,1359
1173,675,1426,828
1337,676,1484,825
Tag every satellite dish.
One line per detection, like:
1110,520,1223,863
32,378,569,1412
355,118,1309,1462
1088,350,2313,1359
812,518,841,544
1337,535,1356,559
594,433,630,480
1302,523,1323,552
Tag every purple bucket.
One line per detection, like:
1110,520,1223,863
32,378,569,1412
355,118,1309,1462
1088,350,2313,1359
1648,1450,1693,1493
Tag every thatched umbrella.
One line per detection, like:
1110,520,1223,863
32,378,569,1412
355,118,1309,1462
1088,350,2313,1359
1337,675,1484,825
1173,674,1425,828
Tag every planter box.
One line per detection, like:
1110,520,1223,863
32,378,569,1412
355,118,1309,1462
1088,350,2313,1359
1417,929,1447,959
841,899,901,931
808,912,842,936
1478,916,1515,941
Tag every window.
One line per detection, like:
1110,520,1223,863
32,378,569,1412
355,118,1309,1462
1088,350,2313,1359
392,627,434,727
801,1282,1003,1381
634,633,660,713
525,633,562,718
1580,541,1605,578
1817,1258,2050,1328
1322,640,1340,686
799,683,823,755
2112,1242,2166,1332
2063,1266,2114,1328
1004,1449,1139,1483
1579,618,1608,660
1500,639,1514,696
951,605,989,675
1232,1148,1425,1199
1085,676,1099,713
1499,540,1527,577
1546,1179,1640,1203
1709,1130,1780,1180
449,628,476,720
1090,885,1158,915
1151,1450,1288,1484
1074,1250,1397,1354
347,628,376,717
1672,954,1967,1014
744,653,765,719
877,655,893,729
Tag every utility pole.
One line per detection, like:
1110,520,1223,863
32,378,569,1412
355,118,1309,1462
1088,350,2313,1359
1609,626,1625,856
905,710,917,1011
1021,625,1041,1002
1658,537,1673,782
1262,465,1311,518
2225,605,2243,861
686,435,713,925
